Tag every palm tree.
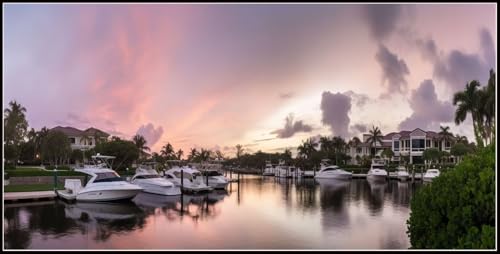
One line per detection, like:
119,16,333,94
176,149,184,160
188,148,198,162
453,80,484,147
215,150,225,161
160,143,175,160
133,134,150,161
366,126,383,157
235,144,244,160
438,126,454,150
454,134,468,144
4,100,28,146
481,69,495,145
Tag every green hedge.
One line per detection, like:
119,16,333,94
46,165,72,171
4,184,65,192
406,145,495,249
5,170,85,177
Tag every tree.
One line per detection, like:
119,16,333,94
215,150,225,161
176,149,184,160
4,101,29,165
94,139,140,170
366,126,383,157
438,126,454,150
453,80,484,147
450,142,471,164
160,143,175,160
132,134,150,161
235,144,244,160
407,145,495,248
70,149,84,164
422,148,440,167
381,148,394,163
188,148,198,162
40,130,72,166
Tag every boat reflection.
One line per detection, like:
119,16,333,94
366,178,388,215
316,178,351,230
132,190,229,223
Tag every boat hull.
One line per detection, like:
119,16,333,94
76,189,142,202
366,174,387,182
314,174,352,180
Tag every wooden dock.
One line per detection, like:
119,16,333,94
351,173,423,180
4,191,57,202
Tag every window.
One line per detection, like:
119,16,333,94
426,140,431,148
69,138,76,144
94,172,124,183
393,141,399,151
166,175,173,179
203,171,222,176
89,141,93,146
412,139,425,151
434,141,439,148
445,141,451,148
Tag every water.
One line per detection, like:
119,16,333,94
4,175,422,249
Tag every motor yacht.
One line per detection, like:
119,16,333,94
200,169,229,189
57,154,143,202
163,166,213,193
314,159,352,180
366,158,388,182
262,161,275,176
288,166,302,178
423,169,440,182
131,162,181,196
396,165,410,181
275,160,289,178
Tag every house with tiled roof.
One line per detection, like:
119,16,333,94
50,126,109,150
348,128,456,165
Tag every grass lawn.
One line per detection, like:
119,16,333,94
4,184,65,192
8,167,44,171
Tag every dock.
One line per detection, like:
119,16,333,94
352,173,423,180
4,190,57,202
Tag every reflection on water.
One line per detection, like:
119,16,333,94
4,176,421,249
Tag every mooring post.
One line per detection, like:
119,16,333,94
206,170,209,186
181,169,184,194
53,165,58,190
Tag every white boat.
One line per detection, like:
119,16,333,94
164,166,213,193
301,168,316,178
200,169,229,189
366,158,388,182
423,169,440,182
57,154,143,202
131,163,181,196
396,165,410,181
274,160,289,178
314,159,352,180
262,161,275,176
288,166,302,178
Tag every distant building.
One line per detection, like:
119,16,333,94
50,126,109,150
348,128,455,164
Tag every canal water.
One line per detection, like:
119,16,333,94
4,175,422,249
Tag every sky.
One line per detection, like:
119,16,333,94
3,3,497,157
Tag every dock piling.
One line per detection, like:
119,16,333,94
181,170,184,194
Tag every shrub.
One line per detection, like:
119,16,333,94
406,145,495,249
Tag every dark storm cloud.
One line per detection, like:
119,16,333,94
361,4,403,41
417,29,495,93
375,44,410,97
343,90,370,108
351,123,368,133
320,92,351,138
271,113,313,138
399,79,454,130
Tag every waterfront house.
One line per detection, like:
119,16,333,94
348,128,455,165
50,126,109,151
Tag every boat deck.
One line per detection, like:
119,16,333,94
4,191,57,202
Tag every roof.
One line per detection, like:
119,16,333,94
50,126,109,137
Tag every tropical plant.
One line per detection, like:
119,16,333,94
438,126,454,150
188,148,199,162
160,143,176,160
450,142,471,164
407,145,495,248
381,148,394,163
453,80,484,147
40,130,72,166
94,139,140,170
176,149,184,160
4,101,29,165
422,148,440,167
366,126,383,157
235,144,244,160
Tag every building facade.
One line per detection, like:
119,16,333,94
50,126,110,150
348,128,455,165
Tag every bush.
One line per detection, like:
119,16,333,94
406,145,495,249
46,165,72,171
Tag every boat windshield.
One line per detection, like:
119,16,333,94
93,172,124,183
372,165,385,169
203,171,222,176
322,167,339,172
136,175,161,179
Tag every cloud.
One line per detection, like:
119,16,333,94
136,123,164,148
361,4,403,41
254,137,277,142
320,92,351,138
351,123,368,133
417,29,495,93
398,79,454,131
375,44,410,98
279,92,294,99
271,113,313,138
343,90,370,108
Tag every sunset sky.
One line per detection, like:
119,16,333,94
3,3,496,157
